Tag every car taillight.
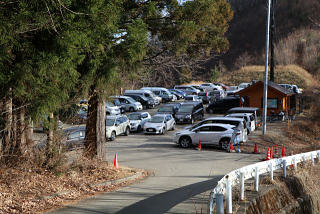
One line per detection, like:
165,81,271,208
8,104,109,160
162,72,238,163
236,132,241,136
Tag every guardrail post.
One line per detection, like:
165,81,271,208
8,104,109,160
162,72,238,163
293,157,297,171
216,193,224,214
269,162,273,180
311,153,315,166
240,172,245,200
255,167,259,191
226,178,232,214
283,160,287,178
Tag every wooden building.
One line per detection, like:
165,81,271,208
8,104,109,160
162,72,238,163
236,81,296,116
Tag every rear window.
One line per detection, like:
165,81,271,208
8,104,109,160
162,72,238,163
214,120,240,127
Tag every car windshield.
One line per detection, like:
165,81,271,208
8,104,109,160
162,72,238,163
178,105,193,113
106,119,115,126
128,114,141,120
149,116,164,123
106,101,115,107
126,97,136,103
158,106,173,112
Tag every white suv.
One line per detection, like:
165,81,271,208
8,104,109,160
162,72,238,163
173,123,237,149
106,115,131,141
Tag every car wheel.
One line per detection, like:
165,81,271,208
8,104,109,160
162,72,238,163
180,136,192,148
208,108,213,114
138,125,142,132
219,139,230,150
129,107,134,112
111,131,116,141
124,127,130,136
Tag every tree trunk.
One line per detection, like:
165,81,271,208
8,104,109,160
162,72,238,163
26,118,33,145
17,107,26,154
85,90,106,160
2,93,12,162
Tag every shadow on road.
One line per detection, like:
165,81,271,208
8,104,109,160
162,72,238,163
115,176,223,214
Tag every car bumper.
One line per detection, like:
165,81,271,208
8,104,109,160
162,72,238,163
175,118,192,124
144,128,162,134
130,125,139,131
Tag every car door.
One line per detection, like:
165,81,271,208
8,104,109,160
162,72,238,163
115,117,122,135
166,115,174,129
211,126,228,145
195,126,212,144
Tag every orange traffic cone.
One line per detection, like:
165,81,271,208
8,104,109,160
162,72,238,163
270,146,273,159
254,143,258,154
281,145,286,157
198,139,202,150
229,141,234,152
266,148,271,160
114,153,119,169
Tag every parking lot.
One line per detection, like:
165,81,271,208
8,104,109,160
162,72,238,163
52,103,263,214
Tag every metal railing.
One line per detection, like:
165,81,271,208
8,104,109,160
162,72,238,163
208,150,320,214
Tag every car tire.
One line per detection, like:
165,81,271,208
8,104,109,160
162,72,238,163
180,136,192,148
124,127,130,136
138,125,142,132
208,108,213,114
129,107,134,112
219,138,230,150
111,131,116,141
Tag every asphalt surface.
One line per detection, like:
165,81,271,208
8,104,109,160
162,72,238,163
49,103,262,214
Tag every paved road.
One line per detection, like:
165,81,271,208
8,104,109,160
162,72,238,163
50,123,262,214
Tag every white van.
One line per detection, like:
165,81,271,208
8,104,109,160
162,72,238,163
141,87,173,102
124,89,161,105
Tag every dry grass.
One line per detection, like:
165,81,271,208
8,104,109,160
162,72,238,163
217,64,318,88
0,156,144,214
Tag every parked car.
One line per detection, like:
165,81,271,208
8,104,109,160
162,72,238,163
207,90,226,102
106,101,121,115
125,94,155,109
239,82,251,89
226,86,241,96
157,103,181,118
200,83,223,92
186,117,248,143
198,92,210,104
106,115,131,141
190,85,206,92
144,114,176,134
225,113,255,133
175,101,204,124
110,95,143,112
141,87,173,102
76,107,88,123
64,126,86,150
291,85,302,94
279,84,302,94
173,123,237,149
124,89,161,105
184,95,202,102
111,98,126,113
206,96,241,114
174,85,200,95
226,107,261,127
168,89,185,99
128,112,151,132
215,83,229,91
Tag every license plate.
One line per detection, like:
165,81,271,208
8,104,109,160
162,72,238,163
147,128,153,131
179,119,183,122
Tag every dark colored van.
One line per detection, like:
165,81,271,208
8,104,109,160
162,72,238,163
157,103,181,118
175,102,204,124
206,97,240,114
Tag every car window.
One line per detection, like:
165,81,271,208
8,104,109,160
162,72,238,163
68,131,80,139
167,115,172,120
199,126,211,132
116,118,121,124
212,126,227,132
154,91,160,95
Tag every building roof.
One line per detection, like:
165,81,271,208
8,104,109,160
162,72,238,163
237,81,295,96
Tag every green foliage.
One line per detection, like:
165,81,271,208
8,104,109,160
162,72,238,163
210,66,220,82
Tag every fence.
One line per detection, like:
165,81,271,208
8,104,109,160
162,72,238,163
208,150,320,214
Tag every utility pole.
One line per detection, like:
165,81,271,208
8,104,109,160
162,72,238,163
269,0,275,82
263,0,272,135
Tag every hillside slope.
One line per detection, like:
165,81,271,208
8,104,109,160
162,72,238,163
217,65,318,88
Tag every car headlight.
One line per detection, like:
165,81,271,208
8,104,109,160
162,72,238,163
148,100,152,104
185,115,191,118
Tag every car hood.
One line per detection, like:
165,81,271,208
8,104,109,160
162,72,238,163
107,106,119,110
144,122,164,128
175,112,191,116
174,129,193,135
135,102,142,106
130,120,141,124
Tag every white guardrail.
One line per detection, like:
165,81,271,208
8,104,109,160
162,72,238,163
208,150,320,214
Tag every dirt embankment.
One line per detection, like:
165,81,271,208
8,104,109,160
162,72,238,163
235,164,320,214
